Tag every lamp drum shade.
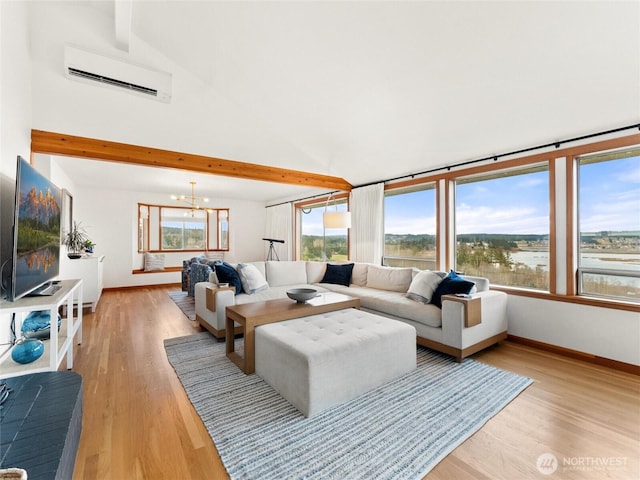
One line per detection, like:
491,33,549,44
323,211,351,229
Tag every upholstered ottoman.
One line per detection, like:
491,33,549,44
255,308,416,417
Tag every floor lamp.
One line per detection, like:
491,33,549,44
322,194,351,261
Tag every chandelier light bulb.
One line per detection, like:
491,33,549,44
170,181,210,215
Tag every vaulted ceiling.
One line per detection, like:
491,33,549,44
26,0,640,203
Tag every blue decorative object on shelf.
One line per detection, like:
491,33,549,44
21,310,62,340
11,339,45,364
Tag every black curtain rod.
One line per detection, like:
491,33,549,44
359,123,640,188
267,190,340,209
267,123,640,208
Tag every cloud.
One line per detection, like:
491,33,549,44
517,177,545,188
456,204,547,234
581,197,640,231
613,164,640,184
386,215,436,235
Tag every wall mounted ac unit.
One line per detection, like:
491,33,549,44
64,45,172,103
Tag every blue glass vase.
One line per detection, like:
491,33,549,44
11,339,45,364
21,310,62,340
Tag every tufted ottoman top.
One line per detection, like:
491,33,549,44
255,308,416,417
264,308,414,356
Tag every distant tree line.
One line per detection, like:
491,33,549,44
301,235,348,261
162,226,205,250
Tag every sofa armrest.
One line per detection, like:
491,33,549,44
441,294,481,327
441,290,508,350
205,285,236,311
195,282,236,331
460,275,490,292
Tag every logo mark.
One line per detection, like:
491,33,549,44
537,453,558,475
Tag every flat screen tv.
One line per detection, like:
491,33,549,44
8,156,62,301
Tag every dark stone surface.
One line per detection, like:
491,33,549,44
1,372,82,480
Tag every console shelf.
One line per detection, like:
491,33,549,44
0,279,83,380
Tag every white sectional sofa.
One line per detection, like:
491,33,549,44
194,260,508,361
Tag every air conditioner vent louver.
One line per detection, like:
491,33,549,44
64,45,172,103
68,67,158,97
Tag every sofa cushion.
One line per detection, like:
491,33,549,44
266,261,308,287
214,262,244,294
366,265,413,292
351,263,369,286
322,284,443,328
361,290,443,328
406,270,443,304
431,270,475,308
237,263,269,294
321,263,354,286
305,261,327,284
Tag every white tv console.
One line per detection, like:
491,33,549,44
0,279,83,379
60,255,104,312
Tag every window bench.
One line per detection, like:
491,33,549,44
131,266,182,274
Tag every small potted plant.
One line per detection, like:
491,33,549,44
62,221,88,259
83,239,96,254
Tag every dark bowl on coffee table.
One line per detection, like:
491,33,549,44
286,288,319,303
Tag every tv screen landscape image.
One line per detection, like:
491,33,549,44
10,156,62,301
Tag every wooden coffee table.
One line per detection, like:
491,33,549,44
225,292,360,374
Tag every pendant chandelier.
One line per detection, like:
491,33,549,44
170,181,209,216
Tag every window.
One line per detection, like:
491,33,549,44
161,208,206,250
455,165,549,289
138,204,229,252
383,184,437,270
577,147,640,302
298,199,348,261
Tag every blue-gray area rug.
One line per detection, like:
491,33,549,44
164,332,532,480
167,291,195,321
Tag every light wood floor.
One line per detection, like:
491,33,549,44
69,285,640,479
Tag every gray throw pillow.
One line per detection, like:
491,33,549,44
406,270,443,304
144,253,165,271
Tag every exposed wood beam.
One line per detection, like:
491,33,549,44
31,130,353,191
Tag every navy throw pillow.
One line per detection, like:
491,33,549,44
214,262,244,295
320,263,354,287
431,270,475,308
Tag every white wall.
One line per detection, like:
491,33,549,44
28,1,312,174
47,180,266,289
507,296,640,366
0,1,32,349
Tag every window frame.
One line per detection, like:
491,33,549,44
382,180,439,270
452,162,551,291
295,194,349,261
574,146,640,303
137,203,230,253
290,134,640,312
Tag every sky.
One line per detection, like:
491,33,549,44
302,155,640,237
456,170,549,235
301,202,348,237
579,155,640,233
388,156,640,235
383,172,552,236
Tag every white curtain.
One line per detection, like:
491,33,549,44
264,203,293,260
349,183,384,264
